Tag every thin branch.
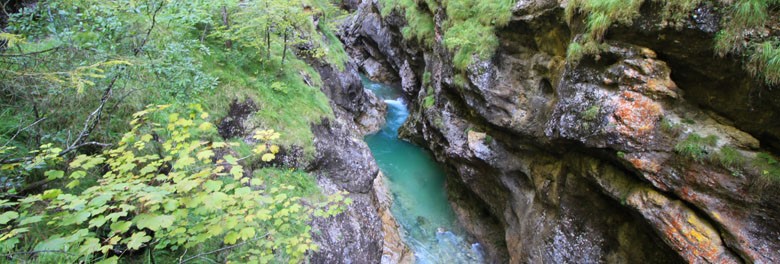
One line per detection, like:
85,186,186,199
2,117,46,148
3,250,76,257
0,47,60,57
179,233,269,264
64,0,165,155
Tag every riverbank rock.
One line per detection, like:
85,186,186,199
340,0,780,263
298,46,412,262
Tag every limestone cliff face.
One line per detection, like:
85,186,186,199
299,52,412,263
340,0,780,263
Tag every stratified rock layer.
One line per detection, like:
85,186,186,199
341,0,780,263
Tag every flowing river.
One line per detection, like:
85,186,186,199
363,77,484,263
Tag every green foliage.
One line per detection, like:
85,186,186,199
566,0,644,41
567,42,585,62
0,1,355,262
380,0,514,69
747,40,780,85
565,0,780,85
422,71,432,87
674,133,718,162
423,95,436,109
0,106,348,263
319,23,350,71
445,20,499,69
710,0,780,85
200,47,333,158
656,0,703,25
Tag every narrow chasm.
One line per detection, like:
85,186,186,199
362,76,485,263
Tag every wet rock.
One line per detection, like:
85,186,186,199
340,0,780,263
374,172,415,264
295,35,394,262
217,99,258,139
309,115,383,263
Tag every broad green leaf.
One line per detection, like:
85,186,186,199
79,237,101,255
235,187,251,196
173,155,195,170
110,221,132,235
34,236,68,251
126,231,151,250
19,215,43,226
89,215,108,228
198,122,213,132
44,170,65,180
239,227,256,240
204,180,223,192
135,214,175,231
0,211,19,225
70,170,87,179
196,150,215,161
42,189,62,200
66,180,81,189
230,166,243,179
224,231,239,244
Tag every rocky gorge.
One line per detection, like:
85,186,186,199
315,0,780,263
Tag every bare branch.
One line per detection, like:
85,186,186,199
2,117,46,148
0,47,60,57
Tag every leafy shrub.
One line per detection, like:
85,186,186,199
0,106,348,263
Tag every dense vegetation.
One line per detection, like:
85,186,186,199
376,0,779,85
0,0,352,262
379,0,514,70
566,0,780,85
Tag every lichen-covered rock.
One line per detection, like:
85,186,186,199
340,0,780,263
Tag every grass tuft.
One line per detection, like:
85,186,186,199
748,40,780,85
674,133,718,162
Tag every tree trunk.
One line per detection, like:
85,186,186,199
282,29,288,65
266,25,271,61
221,5,232,49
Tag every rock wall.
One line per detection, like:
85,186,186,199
300,51,412,263
340,0,780,263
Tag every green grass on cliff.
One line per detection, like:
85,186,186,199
674,133,718,162
566,0,780,85
200,41,333,160
379,0,514,70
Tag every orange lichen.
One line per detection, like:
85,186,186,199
628,157,661,173
612,91,662,140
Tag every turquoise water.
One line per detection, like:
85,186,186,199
363,77,484,263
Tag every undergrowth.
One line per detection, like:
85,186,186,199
200,44,333,160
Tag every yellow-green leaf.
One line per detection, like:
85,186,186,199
224,231,239,244
0,211,19,225
261,153,275,162
126,231,151,250
44,170,64,180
